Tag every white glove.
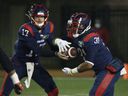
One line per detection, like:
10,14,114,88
62,67,78,75
62,67,73,75
54,38,71,52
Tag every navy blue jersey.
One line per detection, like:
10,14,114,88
83,33,113,72
72,31,113,72
13,21,55,64
1,22,59,96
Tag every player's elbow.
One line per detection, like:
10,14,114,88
86,63,93,69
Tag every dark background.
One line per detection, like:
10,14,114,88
0,0,128,69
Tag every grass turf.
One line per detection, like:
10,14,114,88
0,77,127,96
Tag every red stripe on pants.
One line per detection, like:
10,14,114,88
48,88,59,96
95,72,115,96
0,72,8,96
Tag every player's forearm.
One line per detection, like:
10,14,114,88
77,61,94,73
10,70,20,84
62,61,94,75
72,61,94,74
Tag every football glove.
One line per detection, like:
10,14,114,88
14,82,24,95
62,67,78,75
62,67,73,75
54,38,71,52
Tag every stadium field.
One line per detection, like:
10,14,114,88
0,77,127,96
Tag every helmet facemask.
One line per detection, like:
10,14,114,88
27,4,49,28
67,13,91,38
33,14,48,28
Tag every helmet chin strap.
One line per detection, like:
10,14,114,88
73,20,91,38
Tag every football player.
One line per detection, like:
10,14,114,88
0,47,23,95
62,12,126,96
0,4,71,96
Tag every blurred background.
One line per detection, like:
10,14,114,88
0,0,128,69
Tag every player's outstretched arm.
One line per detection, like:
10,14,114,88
53,38,71,52
9,70,24,94
62,60,94,75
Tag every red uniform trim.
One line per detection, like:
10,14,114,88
0,72,8,96
48,88,59,96
83,33,99,42
106,66,117,73
22,23,34,36
95,72,115,96
49,21,54,33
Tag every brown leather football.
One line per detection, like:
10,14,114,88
67,47,77,58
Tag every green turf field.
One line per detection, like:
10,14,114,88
0,77,127,96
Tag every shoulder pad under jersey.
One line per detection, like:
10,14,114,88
83,33,99,42
48,21,54,33
21,23,35,36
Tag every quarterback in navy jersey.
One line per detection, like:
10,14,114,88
0,4,71,96
62,13,125,96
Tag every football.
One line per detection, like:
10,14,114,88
67,47,77,58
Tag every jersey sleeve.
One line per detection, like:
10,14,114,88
83,36,101,63
45,22,58,51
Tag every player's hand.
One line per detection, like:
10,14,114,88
54,38,71,52
56,52,69,60
62,67,73,75
14,82,24,95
